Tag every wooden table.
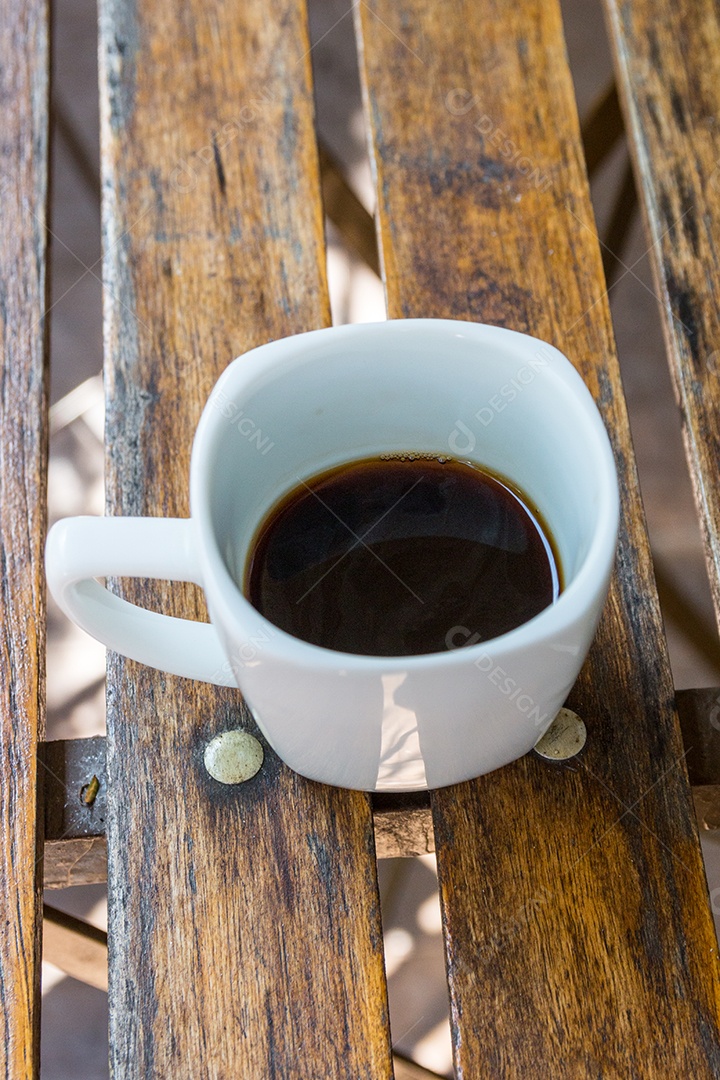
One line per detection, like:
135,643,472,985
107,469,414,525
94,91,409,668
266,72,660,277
4,0,720,1075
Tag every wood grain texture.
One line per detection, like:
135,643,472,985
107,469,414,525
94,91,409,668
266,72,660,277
372,792,434,858
603,0,720,633
43,837,108,890
355,0,720,1074
98,0,392,1075
0,0,48,1075
41,736,107,888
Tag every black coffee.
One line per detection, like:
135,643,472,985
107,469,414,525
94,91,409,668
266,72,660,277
245,455,561,657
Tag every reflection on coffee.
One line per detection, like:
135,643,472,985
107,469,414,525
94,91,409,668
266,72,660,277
245,455,561,657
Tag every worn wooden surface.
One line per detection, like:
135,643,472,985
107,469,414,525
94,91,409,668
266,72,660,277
355,0,720,1074
43,837,108,890
98,0,391,1075
603,0,720,634
0,0,48,1076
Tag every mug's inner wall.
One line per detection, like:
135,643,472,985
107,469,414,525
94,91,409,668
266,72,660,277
203,328,604,599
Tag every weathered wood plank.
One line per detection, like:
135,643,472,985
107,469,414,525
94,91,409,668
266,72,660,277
355,0,720,1073
43,836,108,890
372,792,434,858
0,0,49,1074
603,0,720,633
98,0,392,1075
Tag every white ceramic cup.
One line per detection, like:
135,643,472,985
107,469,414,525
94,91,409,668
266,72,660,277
45,319,619,791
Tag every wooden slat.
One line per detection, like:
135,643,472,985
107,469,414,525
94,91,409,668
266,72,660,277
603,0,720,632
355,0,720,1074
41,736,106,840
37,702,720,876
43,837,108,890
0,0,49,1075
580,80,624,178
42,906,108,992
98,1,392,1075
318,142,381,275
372,792,434,858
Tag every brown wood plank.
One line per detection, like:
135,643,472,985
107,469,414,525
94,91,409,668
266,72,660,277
43,837,108,890
98,1,392,1075
355,0,720,1074
0,0,49,1075
603,0,720,632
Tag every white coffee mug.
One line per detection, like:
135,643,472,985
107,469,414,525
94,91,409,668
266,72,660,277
46,319,619,791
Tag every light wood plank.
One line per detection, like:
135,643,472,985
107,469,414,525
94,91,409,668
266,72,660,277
42,906,108,992
43,837,108,891
98,0,392,1075
0,0,49,1075
355,0,720,1073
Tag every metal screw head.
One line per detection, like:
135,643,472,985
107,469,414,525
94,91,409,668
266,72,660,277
533,708,587,761
203,730,264,784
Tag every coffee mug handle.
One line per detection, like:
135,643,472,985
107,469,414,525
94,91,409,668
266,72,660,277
45,516,233,685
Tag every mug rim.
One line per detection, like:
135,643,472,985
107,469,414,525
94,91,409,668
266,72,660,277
190,318,619,670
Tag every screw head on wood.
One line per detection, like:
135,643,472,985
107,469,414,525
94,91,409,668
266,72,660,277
203,730,264,784
533,708,586,761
